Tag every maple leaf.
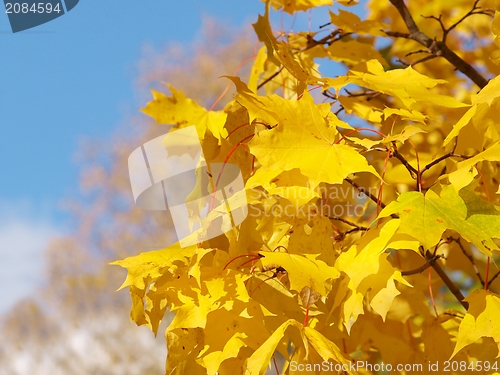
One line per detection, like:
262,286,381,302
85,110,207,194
141,85,227,140
111,1,500,373
335,220,411,330
348,60,469,109
329,9,389,36
110,242,196,331
451,290,500,358
326,39,389,67
258,251,339,296
226,77,380,187
378,184,500,255
447,142,500,190
252,5,322,86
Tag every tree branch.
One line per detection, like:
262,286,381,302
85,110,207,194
387,0,489,89
257,66,284,90
424,248,469,310
401,254,442,275
345,177,387,209
448,237,485,287
391,148,418,178
328,216,368,230
487,270,500,289
421,152,470,175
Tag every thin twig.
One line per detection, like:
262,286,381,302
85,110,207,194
391,148,419,178
257,66,284,90
488,271,500,288
448,237,485,287
440,0,494,42
406,49,432,57
345,177,387,209
401,254,442,275
421,153,470,174
408,54,438,66
423,248,469,310
387,0,488,89
328,216,368,230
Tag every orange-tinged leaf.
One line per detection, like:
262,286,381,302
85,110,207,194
300,286,321,309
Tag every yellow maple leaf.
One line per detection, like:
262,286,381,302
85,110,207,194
252,5,323,86
383,108,427,124
244,319,301,375
348,60,469,109
198,303,271,375
335,220,411,330
378,184,500,255
327,39,389,67
141,85,227,140
447,141,500,191
226,77,380,187
110,242,195,291
258,252,340,296
303,327,354,373
166,328,206,375
451,290,500,359
329,9,389,36
246,168,320,207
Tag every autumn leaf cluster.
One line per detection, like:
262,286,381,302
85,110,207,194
113,0,500,374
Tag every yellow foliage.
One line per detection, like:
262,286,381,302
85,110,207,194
113,1,500,374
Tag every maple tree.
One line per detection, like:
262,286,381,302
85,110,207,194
113,0,500,374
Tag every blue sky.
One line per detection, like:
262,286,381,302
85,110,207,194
0,1,359,312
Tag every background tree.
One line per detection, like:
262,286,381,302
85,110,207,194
114,0,500,374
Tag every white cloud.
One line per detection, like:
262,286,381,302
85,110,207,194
0,200,60,313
